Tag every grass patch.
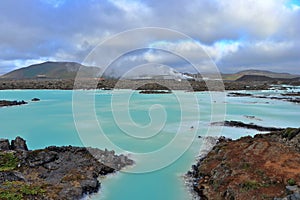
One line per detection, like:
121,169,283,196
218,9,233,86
241,180,260,191
0,181,46,200
283,128,299,140
0,152,19,171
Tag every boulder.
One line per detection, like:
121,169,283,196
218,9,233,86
0,171,25,184
0,139,10,150
31,98,40,101
26,150,58,167
10,136,28,151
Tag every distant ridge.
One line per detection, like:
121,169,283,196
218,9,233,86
235,69,298,79
235,75,275,82
0,61,100,79
1,63,299,81
222,69,299,80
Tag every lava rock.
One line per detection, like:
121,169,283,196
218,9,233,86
0,139,10,150
10,136,28,151
31,98,40,101
0,137,134,199
187,128,300,200
0,100,27,107
0,171,25,183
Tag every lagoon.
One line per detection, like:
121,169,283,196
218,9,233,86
0,88,299,200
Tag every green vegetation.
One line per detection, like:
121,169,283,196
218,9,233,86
241,180,260,191
0,152,19,171
287,178,296,186
283,128,299,140
0,181,45,200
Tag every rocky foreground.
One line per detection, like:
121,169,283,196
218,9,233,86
188,128,300,200
0,137,133,200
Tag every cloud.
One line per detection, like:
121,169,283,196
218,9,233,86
0,0,299,74
219,40,300,73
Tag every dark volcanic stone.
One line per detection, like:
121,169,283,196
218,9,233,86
139,90,172,94
0,137,134,200
0,139,10,150
11,136,28,151
31,98,40,101
227,92,252,97
0,171,24,183
0,100,27,107
26,150,58,167
212,120,284,132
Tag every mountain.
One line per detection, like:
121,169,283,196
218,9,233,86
0,61,100,79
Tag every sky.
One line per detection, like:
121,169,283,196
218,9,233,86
0,0,300,75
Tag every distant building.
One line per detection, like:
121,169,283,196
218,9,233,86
36,74,47,78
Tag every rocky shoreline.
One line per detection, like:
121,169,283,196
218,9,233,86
187,128,300,200
0,137,133,200
0,100,27,107
1,79,299,91
211,120,284,132
228,92,300,104
139,90,172,94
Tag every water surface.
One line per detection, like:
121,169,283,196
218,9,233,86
0,89,299,200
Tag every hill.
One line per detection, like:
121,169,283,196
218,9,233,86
222,69,299,81
0,61,100,79
235,75,275,82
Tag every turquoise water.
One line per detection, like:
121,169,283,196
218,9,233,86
0,89,299,200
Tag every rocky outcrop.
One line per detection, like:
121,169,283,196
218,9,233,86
139,90,172,94
281,92,300,97
0,171,24,184
0,139,10,150
187,128,300,200
0,137,133,200
31,98,40,101
227,92,253,97
10,136,28,151
1,137,28,151
0,100,27,107
211,120,284,132
227,92,300,104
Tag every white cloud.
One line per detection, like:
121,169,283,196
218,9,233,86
0,0,300,74
108,0,151,22
144,40,240,64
